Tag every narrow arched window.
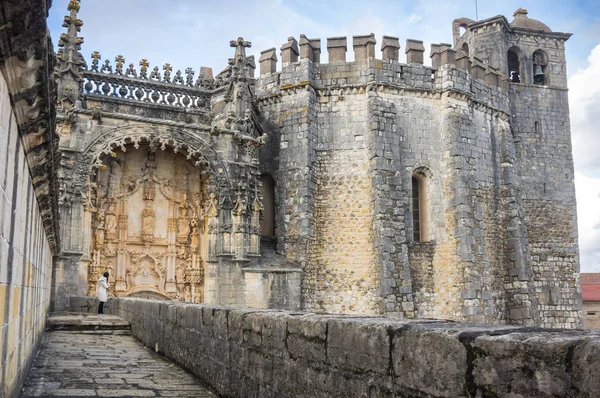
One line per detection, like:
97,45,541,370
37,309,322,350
411,170,429,242
461,42,469,56
507,47,522,83
259,174,275,237
412,176,421,241
533,49,548,86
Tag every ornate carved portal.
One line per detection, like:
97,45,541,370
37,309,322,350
87,145,206,302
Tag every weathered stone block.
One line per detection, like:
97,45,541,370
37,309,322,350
327,318,390,374
392,324,468,396
472,332,582,397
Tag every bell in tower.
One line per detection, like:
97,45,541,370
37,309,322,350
533,52,547,85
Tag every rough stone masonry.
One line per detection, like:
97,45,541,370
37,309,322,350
103,296,600,398
47,1,582,329
0,1,586,396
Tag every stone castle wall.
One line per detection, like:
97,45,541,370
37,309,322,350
510,85,581,328
0,72,54,398
455,14,581,327
46,2,581,328
254,44,564,325
104,297,600,398
251,21,581,327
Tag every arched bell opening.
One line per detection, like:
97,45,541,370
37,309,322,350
86,142,211,303
507,46,523,84
532,49,549,86
461,42,469,57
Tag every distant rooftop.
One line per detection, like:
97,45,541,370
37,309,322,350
582,273,600,301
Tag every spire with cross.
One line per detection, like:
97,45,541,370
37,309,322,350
56,0,87,110
230,37,251,64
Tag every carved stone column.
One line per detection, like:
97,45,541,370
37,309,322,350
232,191,247,260
249,196,262,255
218,196,233,256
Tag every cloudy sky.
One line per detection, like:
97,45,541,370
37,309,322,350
47,0,600,272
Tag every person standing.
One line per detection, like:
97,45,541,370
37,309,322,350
97,272,110,315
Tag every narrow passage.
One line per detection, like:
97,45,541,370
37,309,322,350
21,314,216,397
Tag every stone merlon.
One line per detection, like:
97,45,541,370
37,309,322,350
259,47,278,75
405,39,425,64
327,36,347,62
353,33,376,61
281,36,299,64
381,35,400,62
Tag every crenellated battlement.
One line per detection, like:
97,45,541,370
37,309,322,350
256,34,511,95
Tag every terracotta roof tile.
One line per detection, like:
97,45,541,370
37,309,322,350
582,284,600,301
581,273,600,284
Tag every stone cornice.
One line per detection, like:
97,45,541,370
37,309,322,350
257,81,510,118
0,0,59,252
62,109,212,132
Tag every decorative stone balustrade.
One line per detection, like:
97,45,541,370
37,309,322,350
83,71,211,110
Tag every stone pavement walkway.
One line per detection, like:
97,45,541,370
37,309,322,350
21,313,216,397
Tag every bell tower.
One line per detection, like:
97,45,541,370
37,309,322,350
452,9,581,328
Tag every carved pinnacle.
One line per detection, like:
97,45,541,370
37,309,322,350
68,0,81,12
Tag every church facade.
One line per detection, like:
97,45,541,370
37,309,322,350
50,2,582,328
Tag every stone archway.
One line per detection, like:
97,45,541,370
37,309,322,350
80,125,230,303
75,124,231,189
86,143,210,303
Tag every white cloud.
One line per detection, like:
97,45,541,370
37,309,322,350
406,14,423,23
570,43,600,272
575,172,600,272
571,44,600,177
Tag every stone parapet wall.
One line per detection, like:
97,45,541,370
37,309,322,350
108,297,599,398
0,71,53,398
256,59,510,115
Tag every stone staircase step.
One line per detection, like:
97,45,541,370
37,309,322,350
46,312,131,333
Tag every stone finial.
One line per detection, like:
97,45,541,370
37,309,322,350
440,47,456,66
455,53,471,73
327,36,347,62
281,37,299,65
472,57,486,80
430,44,441,69
405,39,425,64
68,0,81,12
247,55,256,78
514,7,528,17
381,35,400,62
353,33,376,61
259,48,278,75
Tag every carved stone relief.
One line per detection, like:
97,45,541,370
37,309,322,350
87,144,207,302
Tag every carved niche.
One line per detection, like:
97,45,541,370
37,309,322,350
88,144,207,302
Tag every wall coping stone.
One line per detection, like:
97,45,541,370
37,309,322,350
91,297,600,398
